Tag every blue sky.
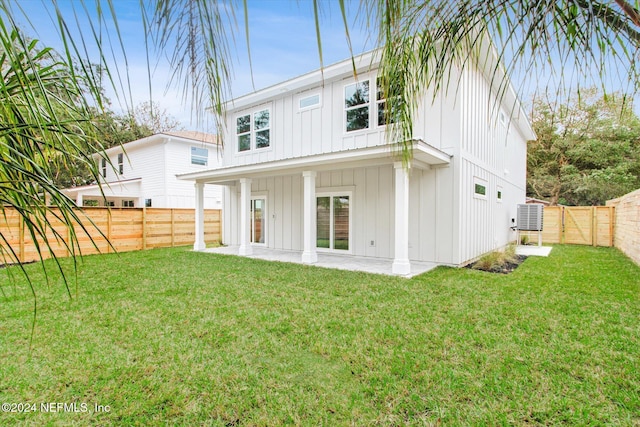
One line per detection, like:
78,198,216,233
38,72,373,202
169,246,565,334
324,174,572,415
12,1,639,131
14,0,373,132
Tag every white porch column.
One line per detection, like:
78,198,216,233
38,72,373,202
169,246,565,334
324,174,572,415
301,170,317,264
76,193,83,207
392,162,411,275
193,181,206,250
238,178,253,256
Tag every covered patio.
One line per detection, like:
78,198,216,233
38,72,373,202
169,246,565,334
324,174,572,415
179,140,451,276
203,245,440,278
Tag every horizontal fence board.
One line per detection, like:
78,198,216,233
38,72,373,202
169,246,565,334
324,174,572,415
0,207,220,264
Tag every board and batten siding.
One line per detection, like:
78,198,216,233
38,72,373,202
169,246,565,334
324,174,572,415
224,70,402,168
457,66,529,264
222,164,459,265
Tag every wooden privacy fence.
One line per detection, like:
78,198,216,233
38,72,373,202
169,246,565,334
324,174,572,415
0,207,221,264
607,188,640,265
533,206,615,247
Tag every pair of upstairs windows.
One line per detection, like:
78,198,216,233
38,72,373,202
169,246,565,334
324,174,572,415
344,78,398,132
237,109,270,152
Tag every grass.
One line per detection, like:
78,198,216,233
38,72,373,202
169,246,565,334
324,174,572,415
0,245,639,425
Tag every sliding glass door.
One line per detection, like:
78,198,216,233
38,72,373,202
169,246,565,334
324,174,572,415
316,194,350,251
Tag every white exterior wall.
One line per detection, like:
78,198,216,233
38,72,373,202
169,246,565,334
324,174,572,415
456,66,529,264
221,164,462,265
96,137,222,208
163,140,222,209
224,70,396,168
218,56,531,266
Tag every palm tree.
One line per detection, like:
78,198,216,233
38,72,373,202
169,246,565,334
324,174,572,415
0,7,109,305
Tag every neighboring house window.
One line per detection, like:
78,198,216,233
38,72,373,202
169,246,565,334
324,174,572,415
145,199,152,208
345,80,369,132
117,153,123,175
191,146,208,166
106,201,115,207
101,158,106,178
236,109,270,152
299,94,320,110
497,186,503,202
474,177,487,199
122,200,134,208
83,199,98,207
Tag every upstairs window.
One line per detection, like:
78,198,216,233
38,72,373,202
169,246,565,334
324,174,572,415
191,146,208,166
101,157,106,178
376,77,399,126
345,80,369,132
299,94,320,110
236,109,270,152
117,153,123,175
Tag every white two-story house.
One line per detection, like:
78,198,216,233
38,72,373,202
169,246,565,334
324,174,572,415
178,43,535,275
63,131,222,209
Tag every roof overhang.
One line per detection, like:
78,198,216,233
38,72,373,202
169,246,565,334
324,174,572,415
177,140,451,185
62,178,143,198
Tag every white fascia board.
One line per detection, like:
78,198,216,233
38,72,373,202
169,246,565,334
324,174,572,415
177,142,450,184
225,50,381,112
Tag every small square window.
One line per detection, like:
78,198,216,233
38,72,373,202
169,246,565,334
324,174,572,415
191,146,208,166
122,200,134,208
145,199,152,208
474,177,487,199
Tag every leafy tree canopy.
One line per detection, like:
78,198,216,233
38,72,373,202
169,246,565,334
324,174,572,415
528,89,640,205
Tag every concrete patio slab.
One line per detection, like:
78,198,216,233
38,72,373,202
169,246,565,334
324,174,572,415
201,246,440,278
516,245,553,257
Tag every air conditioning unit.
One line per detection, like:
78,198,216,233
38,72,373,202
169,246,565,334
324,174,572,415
517,204,544,231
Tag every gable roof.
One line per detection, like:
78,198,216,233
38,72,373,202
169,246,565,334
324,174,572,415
98,131,219,157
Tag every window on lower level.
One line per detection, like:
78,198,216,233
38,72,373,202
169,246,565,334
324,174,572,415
474,177,487,199
145,199,152,208
122,200,134,208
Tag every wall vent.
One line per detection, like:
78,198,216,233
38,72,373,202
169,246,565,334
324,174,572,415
517,204,544,231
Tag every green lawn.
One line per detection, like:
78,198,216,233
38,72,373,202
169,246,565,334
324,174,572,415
1,245,638,425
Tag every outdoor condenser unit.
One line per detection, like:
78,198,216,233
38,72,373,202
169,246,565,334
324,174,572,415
517,204,544,246
517,204,544,231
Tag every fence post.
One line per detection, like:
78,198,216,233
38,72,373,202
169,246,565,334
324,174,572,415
142,207,147,250
107,209,112,253
592,207,597,247
171,209,175,247
609,206,615,247
18,215,25,263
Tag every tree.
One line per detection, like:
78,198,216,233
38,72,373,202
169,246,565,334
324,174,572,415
528,90,640,205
